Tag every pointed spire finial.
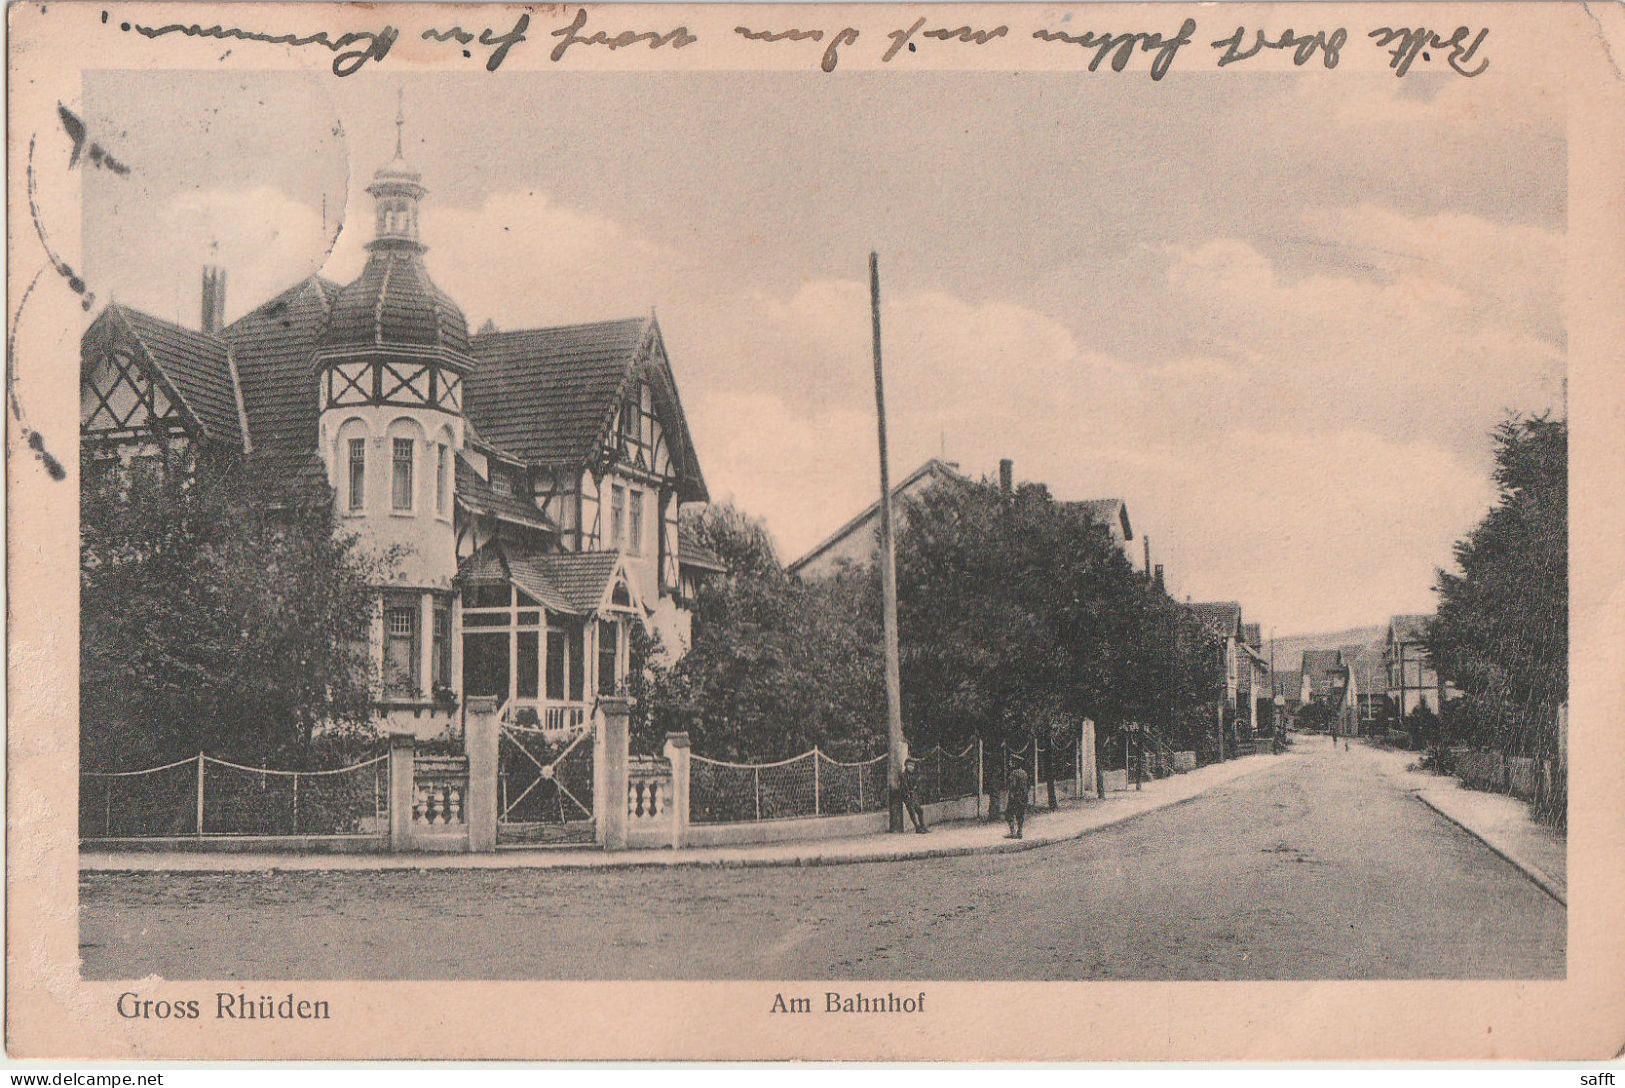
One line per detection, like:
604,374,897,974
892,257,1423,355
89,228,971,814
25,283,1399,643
395,87,405,160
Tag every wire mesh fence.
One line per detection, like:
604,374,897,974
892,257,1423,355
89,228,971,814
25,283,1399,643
689,742,985,825
80,753,388,840
79,758,199,839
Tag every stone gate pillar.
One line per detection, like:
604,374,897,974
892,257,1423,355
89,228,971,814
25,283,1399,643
464,696,500,853
597,696,633,851
388,732,416,851
663,731,691,850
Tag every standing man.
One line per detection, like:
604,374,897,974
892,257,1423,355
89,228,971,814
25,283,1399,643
1005,757,1030,839
900,757,929,834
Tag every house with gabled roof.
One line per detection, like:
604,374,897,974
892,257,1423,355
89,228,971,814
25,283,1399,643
1385,613,1446,718
789,457,970,580
80,119,723,738
1301,649,1359,734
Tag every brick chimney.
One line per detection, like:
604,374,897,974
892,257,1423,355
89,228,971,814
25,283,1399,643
998,458,1013,493
1154,564,1165,592
201,266,227,334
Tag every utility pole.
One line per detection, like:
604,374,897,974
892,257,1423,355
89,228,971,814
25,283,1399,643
870,252,906,833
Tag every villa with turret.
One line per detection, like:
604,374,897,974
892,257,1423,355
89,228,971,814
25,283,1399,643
79,121,722,740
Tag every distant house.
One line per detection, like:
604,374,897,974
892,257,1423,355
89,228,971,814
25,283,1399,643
1189,601,1255,736
1301,649,1359,734
788,457,969,580
1273,670,1304,716
1385,614,1446,718
1345,640,1392,729
1241,623,1272,733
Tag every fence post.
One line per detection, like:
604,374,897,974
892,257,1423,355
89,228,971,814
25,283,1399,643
1076,720,1084,799
976,738,984,819
813,747,822,816
464,696,500,853
292,773,300,834
753,766,762,821
663,732,690,849
195,752,205,836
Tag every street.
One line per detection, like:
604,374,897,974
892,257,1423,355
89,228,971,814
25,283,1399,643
79,737,1564,980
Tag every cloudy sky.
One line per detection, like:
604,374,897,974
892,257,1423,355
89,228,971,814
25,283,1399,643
83,67,1564,636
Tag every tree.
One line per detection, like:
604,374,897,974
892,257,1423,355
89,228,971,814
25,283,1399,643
680,501,781,579
1428,413,1567,823
639,504,884,760
893,476,1202,809
80,444,398,770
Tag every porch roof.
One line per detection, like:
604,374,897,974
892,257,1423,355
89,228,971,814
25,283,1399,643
456,544,636,616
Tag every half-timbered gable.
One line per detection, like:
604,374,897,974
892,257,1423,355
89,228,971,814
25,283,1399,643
80,305,244,456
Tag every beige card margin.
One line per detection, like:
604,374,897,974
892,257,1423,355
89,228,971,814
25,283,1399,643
7,1,1624,1062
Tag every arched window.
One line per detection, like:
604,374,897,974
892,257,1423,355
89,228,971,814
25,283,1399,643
386,417,427,513
334,417,370,514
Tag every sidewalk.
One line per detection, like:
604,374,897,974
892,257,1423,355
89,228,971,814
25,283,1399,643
1356,741,1567,904
81,750,1290,874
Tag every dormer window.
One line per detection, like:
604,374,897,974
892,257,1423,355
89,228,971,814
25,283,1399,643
492,470,514,497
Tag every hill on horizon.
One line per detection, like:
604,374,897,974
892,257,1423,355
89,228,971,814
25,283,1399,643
1264,625,1387,677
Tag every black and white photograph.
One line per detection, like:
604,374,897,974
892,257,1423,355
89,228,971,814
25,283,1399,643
8,0,1624,1065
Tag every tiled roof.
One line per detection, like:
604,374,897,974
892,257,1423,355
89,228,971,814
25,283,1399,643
455,544,578,614
1389,614,1431,644
223,277,341,457
532,551,627,614
1068,498,1133,541
107,306,241,447
1189,601,1243,638
246,448,331,508
468,318,648,466
678,538,727,572
505,554,580,614
454,453,555,531
321,248,470,355
454,544,629,616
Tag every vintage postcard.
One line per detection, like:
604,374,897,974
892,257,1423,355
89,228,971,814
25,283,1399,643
7,0,1625,1063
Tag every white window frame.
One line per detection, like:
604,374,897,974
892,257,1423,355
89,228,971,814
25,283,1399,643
391,437,415,512
628,489,644,556
347,437,366,513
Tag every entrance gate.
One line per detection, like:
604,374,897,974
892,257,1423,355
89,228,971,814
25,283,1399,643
496,714,596,846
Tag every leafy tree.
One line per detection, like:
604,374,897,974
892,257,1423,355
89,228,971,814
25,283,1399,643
680,500,782,579
640,506,883,760
81,443,397,770
1428,413,1567,823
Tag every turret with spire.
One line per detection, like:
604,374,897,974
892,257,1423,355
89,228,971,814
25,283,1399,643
367,90,427,251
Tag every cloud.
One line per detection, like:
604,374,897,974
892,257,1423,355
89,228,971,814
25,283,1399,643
118,175,1557,634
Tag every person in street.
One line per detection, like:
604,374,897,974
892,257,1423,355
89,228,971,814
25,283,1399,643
900,757,928,833
1005,759,1030,839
